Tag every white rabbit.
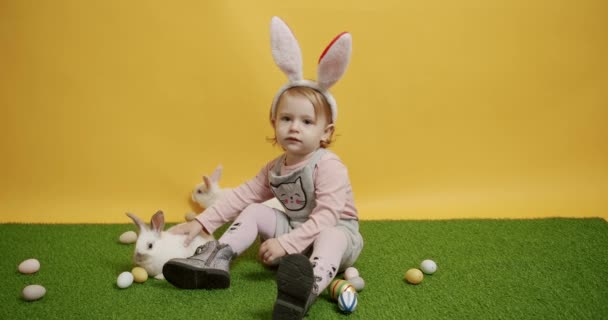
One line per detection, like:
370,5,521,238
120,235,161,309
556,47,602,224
126,210,214,280
191,165,284,212
190,165,224,209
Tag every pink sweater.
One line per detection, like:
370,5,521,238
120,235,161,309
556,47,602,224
196,151,358,254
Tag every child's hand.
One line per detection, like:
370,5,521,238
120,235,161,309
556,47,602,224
259,238,287,265
168,220,204,247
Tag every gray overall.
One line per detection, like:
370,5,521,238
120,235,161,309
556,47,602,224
269,148,364,270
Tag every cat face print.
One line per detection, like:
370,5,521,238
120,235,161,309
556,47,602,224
271,177,307,211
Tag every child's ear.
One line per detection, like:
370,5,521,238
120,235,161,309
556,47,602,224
322,124,335,141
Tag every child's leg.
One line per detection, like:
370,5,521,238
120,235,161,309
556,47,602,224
309,228,348,295
272,229,347,319
219,203,277,255
163,203,277,290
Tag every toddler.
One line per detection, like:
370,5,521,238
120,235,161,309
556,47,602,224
164,17,363,320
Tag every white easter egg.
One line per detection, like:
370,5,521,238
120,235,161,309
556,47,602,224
338,290,358,313
18,258,40,274
119,231,137,244
347,276,365,291
22,284,46,301
344,267,359,280
420,259,438,275
117,271,134,288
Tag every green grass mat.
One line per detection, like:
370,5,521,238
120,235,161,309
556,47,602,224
2,219,607,319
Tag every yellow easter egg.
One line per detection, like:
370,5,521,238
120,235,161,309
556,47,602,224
405,268,424,285
185,212,196,222
131,267,148,283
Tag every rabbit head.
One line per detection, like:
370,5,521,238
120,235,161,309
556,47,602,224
191,165,224,208
126,211,166,271
125,211,214,279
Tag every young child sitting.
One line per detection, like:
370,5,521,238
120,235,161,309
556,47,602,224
164,16,363,320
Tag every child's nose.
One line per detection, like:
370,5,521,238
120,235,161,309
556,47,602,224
289,122,300,131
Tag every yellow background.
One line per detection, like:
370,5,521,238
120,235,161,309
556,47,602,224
1,0,606,223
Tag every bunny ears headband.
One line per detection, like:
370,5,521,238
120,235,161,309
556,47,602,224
270,16,352,124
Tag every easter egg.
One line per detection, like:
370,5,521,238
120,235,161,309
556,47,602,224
22,284,46,301
117,271,134,288
329,279,356,300
185,212,196,221
420,259,437,275
119,231,137,244
338,290,358,313
344,267,359,280
131,267,148,283
347,276,365,291
18,258,40,274
405,268,424,285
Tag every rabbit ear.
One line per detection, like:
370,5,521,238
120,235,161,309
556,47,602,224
126,212,147,232
271,16,303,82
210,165,222,182
317,32,352,91
203,176,212,190
150,210,165,233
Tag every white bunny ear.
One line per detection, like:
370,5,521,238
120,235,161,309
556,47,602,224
210,165,222,183
317,32,352,91
203,176,212,190
270,16,303,82
126,212,147,232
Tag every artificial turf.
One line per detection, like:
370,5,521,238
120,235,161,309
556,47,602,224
2,218,607,319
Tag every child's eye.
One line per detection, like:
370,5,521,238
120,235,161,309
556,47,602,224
148,243,153,249
304,119,314,125
280,116,291,121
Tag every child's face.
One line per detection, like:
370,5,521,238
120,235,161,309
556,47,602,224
273,93,333,162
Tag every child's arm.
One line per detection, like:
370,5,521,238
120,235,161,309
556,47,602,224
196,161,276,234
277,156,355,254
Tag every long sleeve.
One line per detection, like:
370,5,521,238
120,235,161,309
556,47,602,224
196,161,276,234
277,155,358,254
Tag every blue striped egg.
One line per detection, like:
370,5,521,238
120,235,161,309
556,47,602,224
338,290,358,313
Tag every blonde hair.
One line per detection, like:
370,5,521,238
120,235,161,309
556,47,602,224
269,86,335,148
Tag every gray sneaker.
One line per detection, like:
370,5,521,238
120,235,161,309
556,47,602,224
272,254,316,320
162,241,235,289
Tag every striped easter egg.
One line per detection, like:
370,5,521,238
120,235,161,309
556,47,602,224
329,279,356,300
338,290,358,313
